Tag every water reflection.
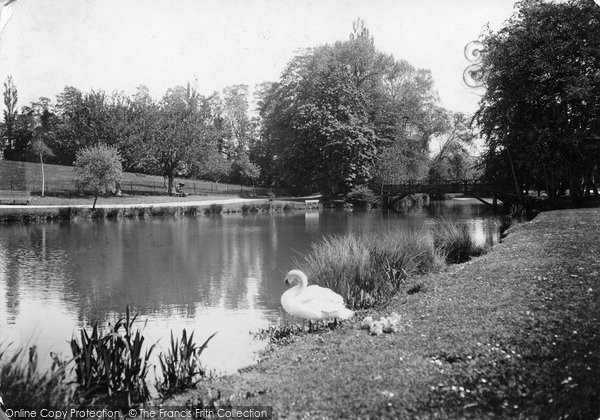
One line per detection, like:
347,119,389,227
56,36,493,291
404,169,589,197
0,199,500,373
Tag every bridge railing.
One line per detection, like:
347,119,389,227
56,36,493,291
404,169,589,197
382,179,491,195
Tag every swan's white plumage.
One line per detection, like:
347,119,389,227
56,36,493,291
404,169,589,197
280,270,354,321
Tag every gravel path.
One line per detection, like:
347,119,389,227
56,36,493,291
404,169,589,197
172,208,600,419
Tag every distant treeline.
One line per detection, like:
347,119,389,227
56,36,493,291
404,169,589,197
1,20,478,196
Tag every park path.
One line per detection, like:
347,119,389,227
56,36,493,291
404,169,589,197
0,197,265,210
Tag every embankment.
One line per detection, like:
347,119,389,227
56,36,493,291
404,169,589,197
172,208,600,419
0,199,317,223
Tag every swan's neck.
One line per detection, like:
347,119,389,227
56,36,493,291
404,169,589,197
290,278,306,295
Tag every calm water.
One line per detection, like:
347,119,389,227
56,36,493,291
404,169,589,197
0,199,500,374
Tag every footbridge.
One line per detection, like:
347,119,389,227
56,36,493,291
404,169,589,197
383,179,507,208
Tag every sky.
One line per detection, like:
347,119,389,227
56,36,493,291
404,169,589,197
0,0,518,114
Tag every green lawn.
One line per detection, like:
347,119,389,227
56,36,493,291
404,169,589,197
0,159,251,196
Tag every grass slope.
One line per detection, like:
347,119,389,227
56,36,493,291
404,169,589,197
171,208,600,419
0,159,248,196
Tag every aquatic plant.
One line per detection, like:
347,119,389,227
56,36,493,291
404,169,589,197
300,230,445,309
0,345,72,407
70,307,155,405
156,329,217,398
433,219,486,264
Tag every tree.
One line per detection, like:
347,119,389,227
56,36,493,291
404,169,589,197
30,100,55,196
2,75,18,157
74,144,123,209
260,47,377,194
221,85,252,158
476,0,600,201
142,84,213,194
255,21,447,195
197,147,231,188
232,151,260,193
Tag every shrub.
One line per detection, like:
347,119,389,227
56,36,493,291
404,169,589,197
433,219,486,263
156,330,216,398
283,203,295,212
347,185,379,207
300,230,445,308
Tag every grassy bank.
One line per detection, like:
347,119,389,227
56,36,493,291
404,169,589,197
169,208,600,419
0,159,249,196
0,200,311,223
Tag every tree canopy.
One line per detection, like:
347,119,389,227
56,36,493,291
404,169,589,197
476,0,600,201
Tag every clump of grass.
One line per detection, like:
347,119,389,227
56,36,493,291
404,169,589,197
205,204,223,214
241,204,259,213
301,230,445,309
0,345,73,407
433,219,486,264
90,207,107,219
253,325,306,345
283,203,295,212
105,208,123,219
156,330,217,399
57,207,86,220
70,307,155,405
151,206,179,217
183,206,200,216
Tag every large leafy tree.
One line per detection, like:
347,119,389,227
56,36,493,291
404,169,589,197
257,21,447,194
261,47,377,194
476,0,600,201
141,84,214,194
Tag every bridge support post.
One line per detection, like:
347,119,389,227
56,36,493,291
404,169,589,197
493,193,498,209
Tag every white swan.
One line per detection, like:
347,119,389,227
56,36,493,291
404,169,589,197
281,270,354,323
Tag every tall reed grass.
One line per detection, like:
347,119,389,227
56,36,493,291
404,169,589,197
156,330,217,398
0,308,216,408
0,345,72,407
70,308,155,405
300,230,445,308
433,219,486,264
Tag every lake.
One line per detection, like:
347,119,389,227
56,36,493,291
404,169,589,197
0,199,500,375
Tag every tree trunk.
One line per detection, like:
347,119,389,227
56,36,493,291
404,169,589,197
40,150,45,197
93,195,98,210
167,174,174,195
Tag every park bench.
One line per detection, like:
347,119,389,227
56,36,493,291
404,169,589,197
0,190,31,205
305,199,319,207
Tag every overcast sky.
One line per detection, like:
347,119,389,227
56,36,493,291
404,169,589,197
0,0,518,114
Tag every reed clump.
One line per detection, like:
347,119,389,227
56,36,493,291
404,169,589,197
70,308,154,405
0,345,72,407
156,330,216,398
433,219,487,264
301,230,445,309
0,308,216,408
